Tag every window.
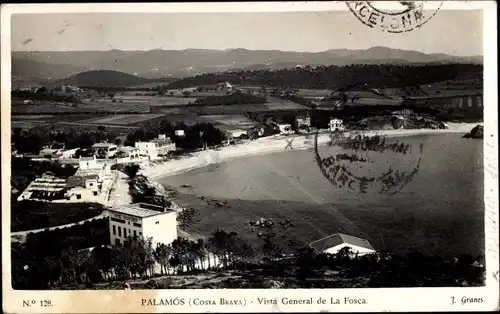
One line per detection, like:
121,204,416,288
76,194,82,200
133,223,142,228
111,218,126,224
139,231,142,236
89,183,93,186
113,225,116,236
93,191,98,196
115,239,121,246
155,221,160,225
134,230,137,238
118,226,122,237
124,228,127,237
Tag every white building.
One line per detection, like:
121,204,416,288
309,233,375,257
78,156,111,171
277,123,293,135
107,203,177,247
63,156,115,203
296,115,311,128
225,129,247,145
92,143,118,159
174,129,185,137
135,135,176,159
217,81,233,91
115,146,149,164
329,118,345,132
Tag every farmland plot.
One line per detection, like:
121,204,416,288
296,89,333,97
12,103,90,114
265,100,308,110
199,115,258,129
79,114,165,125
79,101,151,113
150,97,197,106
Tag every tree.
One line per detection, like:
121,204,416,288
232,237,254,271
91,245,114,280
209,229,230,269
262,235,283,262
154,243,172,275
170,237,193,273
123,164,140,179
196,239,210,270
295,247,317,279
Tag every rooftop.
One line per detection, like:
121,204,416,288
92,143,117,149
74,168,103,178
309,233,375,253
150,138,173,145
108,203,174,218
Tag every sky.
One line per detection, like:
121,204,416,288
11,10,483,56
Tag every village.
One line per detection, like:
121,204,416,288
10,65,488,288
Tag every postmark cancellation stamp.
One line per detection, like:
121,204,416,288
346,1,443,33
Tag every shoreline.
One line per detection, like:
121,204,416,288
142,122,482,181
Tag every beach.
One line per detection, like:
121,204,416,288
142,122,482,180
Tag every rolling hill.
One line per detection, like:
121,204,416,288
56,70,147,87
12,47,483,81
11,58,89,85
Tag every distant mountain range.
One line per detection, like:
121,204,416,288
12,47,482,84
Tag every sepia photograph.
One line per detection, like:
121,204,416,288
1,1,498,313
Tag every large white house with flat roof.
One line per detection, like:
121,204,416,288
135,134,176,159
92,143,118,158
107,203,177,247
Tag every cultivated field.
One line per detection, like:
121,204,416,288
265,98,309,110
78,114,166,125
155,104,272,115
78,100,151,113
296,89,333,97
11,114,104,129
159,114,204,126
150,97,198,107
199,115,259,129
12,103,90,114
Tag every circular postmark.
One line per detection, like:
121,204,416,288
314,127,424,196
346,1,443,33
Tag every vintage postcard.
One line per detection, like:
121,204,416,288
1,1,498,313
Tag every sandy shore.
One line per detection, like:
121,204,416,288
142,122,482,180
